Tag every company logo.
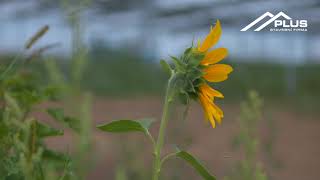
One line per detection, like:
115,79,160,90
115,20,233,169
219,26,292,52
241,12,308,32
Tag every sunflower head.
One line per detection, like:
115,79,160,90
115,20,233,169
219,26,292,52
165,20,232,128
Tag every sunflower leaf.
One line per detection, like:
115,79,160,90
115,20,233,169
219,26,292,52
175,149,216,180
97,118,154,135
171,56,186,72
160,59,172,76
184,47,193,55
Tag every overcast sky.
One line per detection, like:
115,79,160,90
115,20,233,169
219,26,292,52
0,0,319,64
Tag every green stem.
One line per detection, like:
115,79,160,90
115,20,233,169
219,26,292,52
0,52,23,81
160,152,176,167
152,74,175,180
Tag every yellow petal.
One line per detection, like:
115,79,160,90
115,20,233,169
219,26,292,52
200,84,224,98
201,48,228,65
208,110,216,128
198,20,222,53
199,94,216,128
211,103,224,124
203,64,233,82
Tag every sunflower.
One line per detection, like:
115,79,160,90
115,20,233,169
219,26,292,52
164,20,232,128
197,20,233,128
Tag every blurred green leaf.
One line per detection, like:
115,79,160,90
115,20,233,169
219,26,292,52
35,121,63,137
42,149,70,163
43,85,63,101
187,69,203,81
160,59,172,76
97,119,154,134
176,149,216,180
193,78,205,87
178,91,189,105
185,80,196,93
184,47,192,55
115,165,128,180
171,56,186,72
47,108,81,133
47,108,64,121
188,56,202,67
0,118,9,137
63,116,81,133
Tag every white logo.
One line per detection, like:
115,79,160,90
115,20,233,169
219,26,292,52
241,12,308,32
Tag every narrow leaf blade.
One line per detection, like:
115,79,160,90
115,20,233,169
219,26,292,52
176,150,216,180
47,108,64,122
47,108,81,133
42,149,70,162
35,121,64,137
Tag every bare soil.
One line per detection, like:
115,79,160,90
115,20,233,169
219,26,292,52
42,97,320,180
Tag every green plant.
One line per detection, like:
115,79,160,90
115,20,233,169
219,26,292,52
0,26,78,179
0,1,93,178
226,91,267,180
97,20,233,180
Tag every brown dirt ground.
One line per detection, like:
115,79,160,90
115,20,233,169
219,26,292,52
42,97,320,180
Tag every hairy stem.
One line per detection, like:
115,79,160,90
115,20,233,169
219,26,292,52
152,74,175,180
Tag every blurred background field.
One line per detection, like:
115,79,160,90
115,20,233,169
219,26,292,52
1,0,320,179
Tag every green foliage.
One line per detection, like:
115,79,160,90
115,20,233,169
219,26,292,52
5,53,320,106
82,46,167,97
97,119,154,135
226,91,267,180
47,108,81,133
95,44,219,180
0,0,97,179
97,116,218,180
165,47,207,105
0,3,92,177
175,149,216,180
160,59,172,77
0,71,74,179
34,121,64,138
77,55,320,107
